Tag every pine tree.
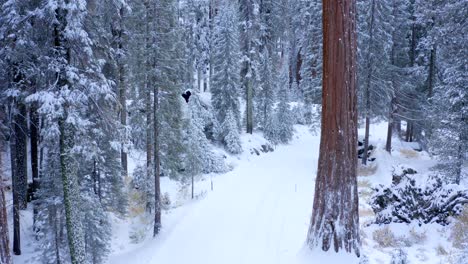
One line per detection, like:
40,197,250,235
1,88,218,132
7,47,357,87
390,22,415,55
239,0,259,134
276,64,294,144
211,1,242,153
255,48,276,130
425,0,467,184
299,0,322,112
222,110,243,154
357,0,393,164
186,93,227,174
385,0,411,152
307,0,361,256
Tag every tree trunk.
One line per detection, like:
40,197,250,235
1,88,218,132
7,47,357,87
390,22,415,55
386,7,397,154
153,78,161,237
307,0,360,256
118,5,128,179
10,134,21,255
55,5,86,263
427,47,436,98
30,103,40,229
362,0,376,165
145,0,153,202
191,174,194,199
59,115,86,264
0,140,12,264
406,122,412,142
14,103,28,210
10,101,28,255
240,0,254,134
362,117,370,165
246,79,253,134
385,98,395,153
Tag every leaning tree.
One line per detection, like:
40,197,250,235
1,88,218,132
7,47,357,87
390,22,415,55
306,0,361,257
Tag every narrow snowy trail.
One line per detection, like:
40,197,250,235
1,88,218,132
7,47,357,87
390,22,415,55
111,127,319,264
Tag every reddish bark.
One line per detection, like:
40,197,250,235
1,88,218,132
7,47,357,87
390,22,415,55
307,0,360,256
0,141,12,264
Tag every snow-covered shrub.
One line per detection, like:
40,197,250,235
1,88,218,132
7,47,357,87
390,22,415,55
371,166,468,225
358,255,370,264
390,248,409,264
450,205,468,249
408,227,427,244
132,164,154,212
161,192,171,210
372,226,398,248
291,104,307,125
435,244,448,256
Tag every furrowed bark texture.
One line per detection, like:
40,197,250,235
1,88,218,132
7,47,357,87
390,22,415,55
0,141,12,264
307,0,360,256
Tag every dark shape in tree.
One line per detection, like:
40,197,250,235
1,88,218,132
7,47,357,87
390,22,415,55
182,90,192,103
307,0,360,256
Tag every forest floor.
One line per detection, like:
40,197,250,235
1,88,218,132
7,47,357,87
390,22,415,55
10,122,465,264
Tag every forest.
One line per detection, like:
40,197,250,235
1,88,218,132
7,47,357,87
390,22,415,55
0,0,466,263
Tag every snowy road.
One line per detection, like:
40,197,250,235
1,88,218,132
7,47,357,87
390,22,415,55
110,127,319,264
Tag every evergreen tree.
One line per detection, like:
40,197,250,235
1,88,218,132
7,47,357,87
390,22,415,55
222,110,243,154
186,93,227,174
239,0,259,134
211,1,242,153
425,0,467,184
276,64,294,144
255,48,276,130
357,0,393,164
299,0,322,112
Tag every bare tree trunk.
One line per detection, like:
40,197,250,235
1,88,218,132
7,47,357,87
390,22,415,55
144,1,153,206
191,174,194,199
197,68,202,91
246,80,253,134
0,140,12,264
385,98,395,153
427,47,436,99
386,6,397,153
30,104,40,228
153,81,161,237
406,122,412,142
307,0,360,256
10,133,21,255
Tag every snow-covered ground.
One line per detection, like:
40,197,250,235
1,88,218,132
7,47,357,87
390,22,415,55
11,122,466,264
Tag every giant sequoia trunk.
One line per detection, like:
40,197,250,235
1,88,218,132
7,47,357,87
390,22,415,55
0,141,12,264
307,0,360,256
